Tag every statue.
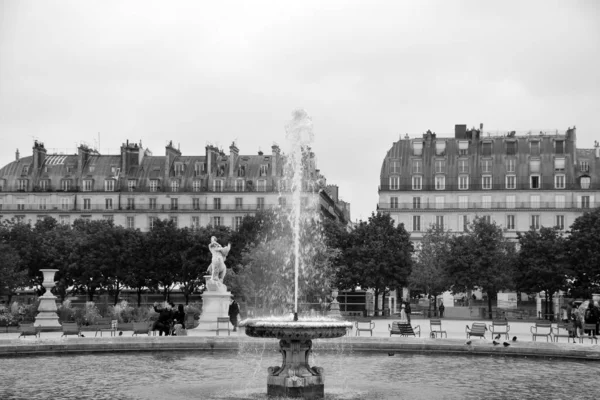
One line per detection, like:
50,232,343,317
206,236,231,283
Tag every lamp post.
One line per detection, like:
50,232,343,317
34,269,61,328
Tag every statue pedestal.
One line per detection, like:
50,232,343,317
193,276,231,331
35,269,61,328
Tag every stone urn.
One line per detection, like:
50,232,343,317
239,317,352,399
34,269,61,328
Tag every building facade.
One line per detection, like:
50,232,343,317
378,125,599,241
0,140,350,229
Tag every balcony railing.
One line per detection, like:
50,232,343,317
378,201,599,211
379,182,598,191
0,203,302,212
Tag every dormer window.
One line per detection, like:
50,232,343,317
128,180,136,192
580,161,589,172
22,165,29,175
18,179,28,191
170,180,179,192
194,163,204,176
217,165,226,177
482,142,492,157
581,176,591,189
435,141,446,156
458,141,469,155
389,160,400,174
259,165,268,177
413,141,423,156
238,165,246,177
530,141,540,156
61,180,71,191
83,180,93,192
175,163,184,176
555,140,565,154
104,179,115,192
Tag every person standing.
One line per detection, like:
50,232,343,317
405,301,412,324
400,304,407,322
439,302,445,318
228,297,240,332
172,304,186,336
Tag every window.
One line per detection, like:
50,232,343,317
213,180,223,192
481,159,492,173
580,161,589,172
390,197,398,209
171,180,179,192
127,216,135,229
150,180,158,192
235,197,243,210
111,166,120,175
194,163,202,176
459,196,468,209
103,215,113,222
412,215,421,232
506,195,516,209
530,195,540,209
235,180,245,192
18,179,27,191
105,198,113,210
458,175,469,190
555,175,565,189
555,195,565,208
59,215,70,225
192,216,200,229
149,217,157,229
83,180,93,192
506,215,515,230
506,159,516,173
128,180,136,192
556,215,565,230
461,215,469,232
83,198,91,210
234,216,243,230
38,197,47,210
581,177,591,189
555,140,564,154
217,165,226,177
278,197,287,207
482,142,492,156
458,159,469,173
482,175,492,190
39,180,48,190
149,198,157,210
554,158,565,172
259,165,268,177
257,197,265,210
237,165,246,177
581,196,590,209
506,141,516,155
170,198,178,210
435,215,444,230
482,215,491,224
435,141,446,156
506,175,516,189
190,198,199,210
193,181,202,192
412,197,421,209
212,216,222,226
127,198,135,210
458,141,468,155
531,215,540,230
435,175,445,190
105,180,115,192
61,197,70,210
413,141,423,156
389,176,400,190
412,176,422,190
435,196,444,209
530,141,540,156
530,175,540,189
389,160,400,174
482,195,491,208
175,163,184,176
61,180,71,191
213,198,221,210
435,160,445,174
257,179,267,192
412,160,422,174
170,217,178,228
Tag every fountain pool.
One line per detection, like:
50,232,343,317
1,349,599,400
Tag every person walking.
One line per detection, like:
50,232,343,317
228,296,240,332
439,302,445,318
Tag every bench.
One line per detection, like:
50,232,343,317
61,322,81,338
94,318,118,337
430,319,447,338
355,318,375,336
18,323,40,338
489,321,510,340
389,321,420,337
216,317,231,336
132,321,152,336
530,321,552,342
466,322,487,339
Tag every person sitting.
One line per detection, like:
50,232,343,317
152,302,174,336
172,304,186,336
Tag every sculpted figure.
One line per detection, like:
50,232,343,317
206,236,231,283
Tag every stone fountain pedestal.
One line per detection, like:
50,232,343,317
34,269,61,328
193,276,231,330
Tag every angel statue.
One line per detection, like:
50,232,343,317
206,236,231,283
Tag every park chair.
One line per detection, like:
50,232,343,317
61,322,81,338
530,321,552,342
216,317,231,336
553,323,576,343
430,319,447,338
489,321,511,341
355,318,375,336
94,317,118,337
132,321,152,336
18,322,40,338
389,321,420,337
466,322,487,339
579,324,598,344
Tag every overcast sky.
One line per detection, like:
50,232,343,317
1,0,599,221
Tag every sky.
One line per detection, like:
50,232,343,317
1,0,599,221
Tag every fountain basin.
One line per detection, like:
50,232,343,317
239,318,352,340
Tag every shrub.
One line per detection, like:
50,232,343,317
57,300,75,322
185,302,202,319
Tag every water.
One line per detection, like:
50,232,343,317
1,350,598,400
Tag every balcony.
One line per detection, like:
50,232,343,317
379,200,598,211
379,182,600,192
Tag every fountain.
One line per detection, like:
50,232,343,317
239,109,352,399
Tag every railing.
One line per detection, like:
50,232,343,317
0,203,301,212
379,182,598,191
378,201,599,211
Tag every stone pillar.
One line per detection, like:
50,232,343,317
34,269,61,328
328,289,341,319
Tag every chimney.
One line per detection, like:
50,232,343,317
32,141,47,171
455,125,467,139
229,142,239,177
77,144,91,177
271,144,280,177
165,140,182,181
120,140,142,175
15,149,20,161
205,145,218,177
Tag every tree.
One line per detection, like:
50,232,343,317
516,227,568,319
566,208,600,298
409,226,453,317
121,229,152,307
446,217,516,319
0,243,27,304
336,213,413,316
